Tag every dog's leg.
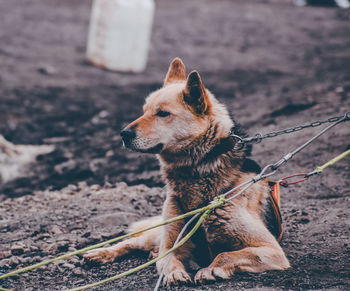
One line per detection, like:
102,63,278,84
194,243,290,284
84,216,162,263
156,196,194,286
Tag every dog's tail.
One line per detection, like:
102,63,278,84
127,215,163,234
125,216,162,255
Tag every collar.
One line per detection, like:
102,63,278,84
200,135,238,165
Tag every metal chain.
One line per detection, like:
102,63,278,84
224,112,349,201
231,111,350,150
153,111,350,290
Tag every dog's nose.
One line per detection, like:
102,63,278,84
120,128,136,141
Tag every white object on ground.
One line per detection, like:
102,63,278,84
334,0,350,8
0,135,54,183
293,0,307,6
86,0,155,72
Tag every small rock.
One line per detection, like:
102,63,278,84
68,246,77,252
43,244,58,254
70,256,80,266
11,242,26,255
82,231,91,238
78,181,88,190
8,256,20,266
72,267,84,276
75,279,85,285
37,64,56,75
56,265,64,273
49,225,63,235
29,256,42,264
0,250,11,259
62,262,75,269
20,256,32,265
90,233,102,241
35,232,51,240
54,160,77,175
45,238,56,244
335,86,344,94
30,245,39,252
104,181,113,188
65,184,78,194
90,184,101,191
0,258,9,267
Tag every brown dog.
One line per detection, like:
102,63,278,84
84,58,290,286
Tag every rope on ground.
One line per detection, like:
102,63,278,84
64,202,224,291
154,213,201,291
0,199,224,281
0,112,348,291
0,197,225,291
154,111,349,291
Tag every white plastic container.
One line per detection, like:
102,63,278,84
86,0,155,72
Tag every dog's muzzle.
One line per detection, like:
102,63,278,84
120,128,163,153
120,128,136,147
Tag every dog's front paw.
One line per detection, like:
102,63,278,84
83,247,117,264
163,269,192,286
194,267,232,284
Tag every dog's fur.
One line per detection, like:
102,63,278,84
84,58,290,286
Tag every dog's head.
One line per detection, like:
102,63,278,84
120,58,233,155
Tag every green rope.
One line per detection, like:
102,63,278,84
316,149,350,172
0,200,223,281
65,206,217,291
0,287,14,291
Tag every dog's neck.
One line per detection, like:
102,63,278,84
158,123,244,175
158,123,245,210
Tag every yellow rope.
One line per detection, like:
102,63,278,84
1,150,349,289
316,149,350,172
0,199,223,281
0,196,225,291
65,207,216,291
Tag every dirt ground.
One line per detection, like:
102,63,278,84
0,0,350,290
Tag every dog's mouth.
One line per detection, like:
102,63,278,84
123,139,163,154
137,143,163,154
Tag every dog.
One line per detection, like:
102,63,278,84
84,58,290,286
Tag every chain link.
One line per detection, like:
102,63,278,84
233,111,350,148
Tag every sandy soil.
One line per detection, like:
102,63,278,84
0,0,350,290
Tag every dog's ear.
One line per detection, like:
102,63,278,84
183,71,211,115
164,58,186,86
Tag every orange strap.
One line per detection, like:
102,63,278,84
267,180,283,242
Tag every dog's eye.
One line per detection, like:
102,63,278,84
156,110,171,117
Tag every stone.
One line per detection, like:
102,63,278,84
72,267,84,276
62,262,75,270
54,160,77,175
49,225,63,235
11,242,26,255
0,250,11,259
